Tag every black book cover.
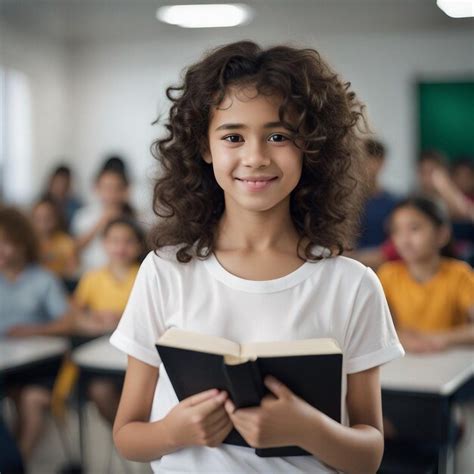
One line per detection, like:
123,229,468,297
156,343,342,457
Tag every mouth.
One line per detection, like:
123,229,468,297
234,176,278,191
235,176,278,183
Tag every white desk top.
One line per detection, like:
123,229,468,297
69,337,474,396
0,336,69,372
72,336,127,372
380,347,474,395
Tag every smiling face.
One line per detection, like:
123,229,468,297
103,223,141,266
203,86,303,215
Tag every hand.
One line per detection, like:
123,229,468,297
6,324,41,338
400,330,447,353
93,310,121,329
224,375,314,449
163,389,233,449
73,313,110,336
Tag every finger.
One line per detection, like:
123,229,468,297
264,375,292,398
203,406,229,427
206,411,232,435
224,399,235,414
207,419,234,446
184,388,219,407
194,390,228,416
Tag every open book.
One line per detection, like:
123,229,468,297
156,328,343,457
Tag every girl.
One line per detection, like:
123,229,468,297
0,206,73,460
72,217,146,423
45,164,82,230
73,217,145,338
32,196,78,279
71,157,135,273
110,41,405,473
377,196,474,353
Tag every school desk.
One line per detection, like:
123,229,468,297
70,337,473,474
71,335,126,470
0,336,69,376
380,348,474,474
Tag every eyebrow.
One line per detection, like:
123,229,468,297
214,121,290,132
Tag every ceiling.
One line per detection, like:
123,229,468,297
1,0,473,44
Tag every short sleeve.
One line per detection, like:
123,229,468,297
344,267,405,374
109,253,167,367
73,273,93,308
43,273,68,320
456,265,474,320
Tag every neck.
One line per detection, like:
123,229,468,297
108,261,131,280
406,254,442,283
2,262,27,282
215,197,300,253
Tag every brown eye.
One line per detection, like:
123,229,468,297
268,134,288,143
223,135,243,143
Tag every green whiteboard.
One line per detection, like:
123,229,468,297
418,81,474,162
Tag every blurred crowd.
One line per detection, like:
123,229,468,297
0,143,473,463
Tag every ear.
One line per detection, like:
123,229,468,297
202,150,212,164
438,224,451,249
201,142,212,164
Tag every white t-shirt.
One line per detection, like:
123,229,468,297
110,246,405,474
71,204,106,273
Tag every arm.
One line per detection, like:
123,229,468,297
346,248,386,271
6,312,76,337
298,367,384,474
74,218,106,251
113,356,232,462
431,167,474,221
225,369,384,474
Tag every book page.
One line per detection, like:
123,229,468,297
157,328,240,358
241,338,341,359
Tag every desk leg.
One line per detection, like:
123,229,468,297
77,371,87,472
438,443,455,474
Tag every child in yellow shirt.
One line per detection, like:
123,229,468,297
32,196,78,279
72,217,146,422
377,196,474,353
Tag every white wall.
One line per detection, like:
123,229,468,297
1,3,473,205
69,27,474,205
0,21,70,204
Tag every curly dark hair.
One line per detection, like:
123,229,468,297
0,206,39,264
150,40,368,263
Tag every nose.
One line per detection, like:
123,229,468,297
241,140,271,168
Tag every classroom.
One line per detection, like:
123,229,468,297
0,1,473,473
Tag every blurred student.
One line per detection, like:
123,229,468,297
45,164,82,230
72,157,135,273
450,158,474,201
71,217,146,423
418,150,474,222
0,206,73,460
449,158,474,265
377,196,474,353
347,138,400,269
32,196,78,280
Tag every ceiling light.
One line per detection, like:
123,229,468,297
156,4,253,28
437,0,474,18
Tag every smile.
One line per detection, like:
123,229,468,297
235,177,278,191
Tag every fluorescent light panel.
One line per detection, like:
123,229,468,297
437,0,474,18
156,4,253,28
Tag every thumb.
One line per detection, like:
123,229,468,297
264,375,292,398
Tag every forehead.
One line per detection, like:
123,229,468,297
392,206,428,223
105,224,134,237
210,86,284,125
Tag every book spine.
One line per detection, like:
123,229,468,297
222,360,264,409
